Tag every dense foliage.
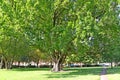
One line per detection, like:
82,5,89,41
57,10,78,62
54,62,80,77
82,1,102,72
0,0,120,71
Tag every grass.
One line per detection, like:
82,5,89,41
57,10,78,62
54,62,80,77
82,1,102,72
107,67,120,80
1,67,120,80
0,67,102,80
0,67,119,80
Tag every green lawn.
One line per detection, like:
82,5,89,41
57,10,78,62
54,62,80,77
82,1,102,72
0,67,102,80
1,67,120,80
107,67,120,80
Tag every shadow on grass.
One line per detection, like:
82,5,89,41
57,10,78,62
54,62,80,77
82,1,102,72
107,67,120,74
46,67,120,78
12,68,51,71
10,67,120,79
46,67,102,78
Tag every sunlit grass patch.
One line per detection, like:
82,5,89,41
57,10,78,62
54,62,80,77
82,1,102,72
0,67,102,80
107,67,120,80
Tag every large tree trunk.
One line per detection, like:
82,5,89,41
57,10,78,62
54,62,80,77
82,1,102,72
52,61,61,72
51,51,67,72
51,57,65,72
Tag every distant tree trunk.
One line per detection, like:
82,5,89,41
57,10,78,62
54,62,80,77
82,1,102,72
2,60,5,69
36,61,39,68
18,61,20,67
7,61,13,69
49,61,53,68
0,61,2,69
0,58,5,69
5,61,8,69
115,62,118,67
0,58,3,69
9,60,13,69
80,63,83,67
111,62,113,69
68,63,71,67
60,63,63,70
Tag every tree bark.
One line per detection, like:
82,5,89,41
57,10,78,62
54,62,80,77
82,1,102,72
0,58,3,69
51,51,67,72
52,61,60,72
4,59,13,69
51,57,65,72
0,56,5,69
